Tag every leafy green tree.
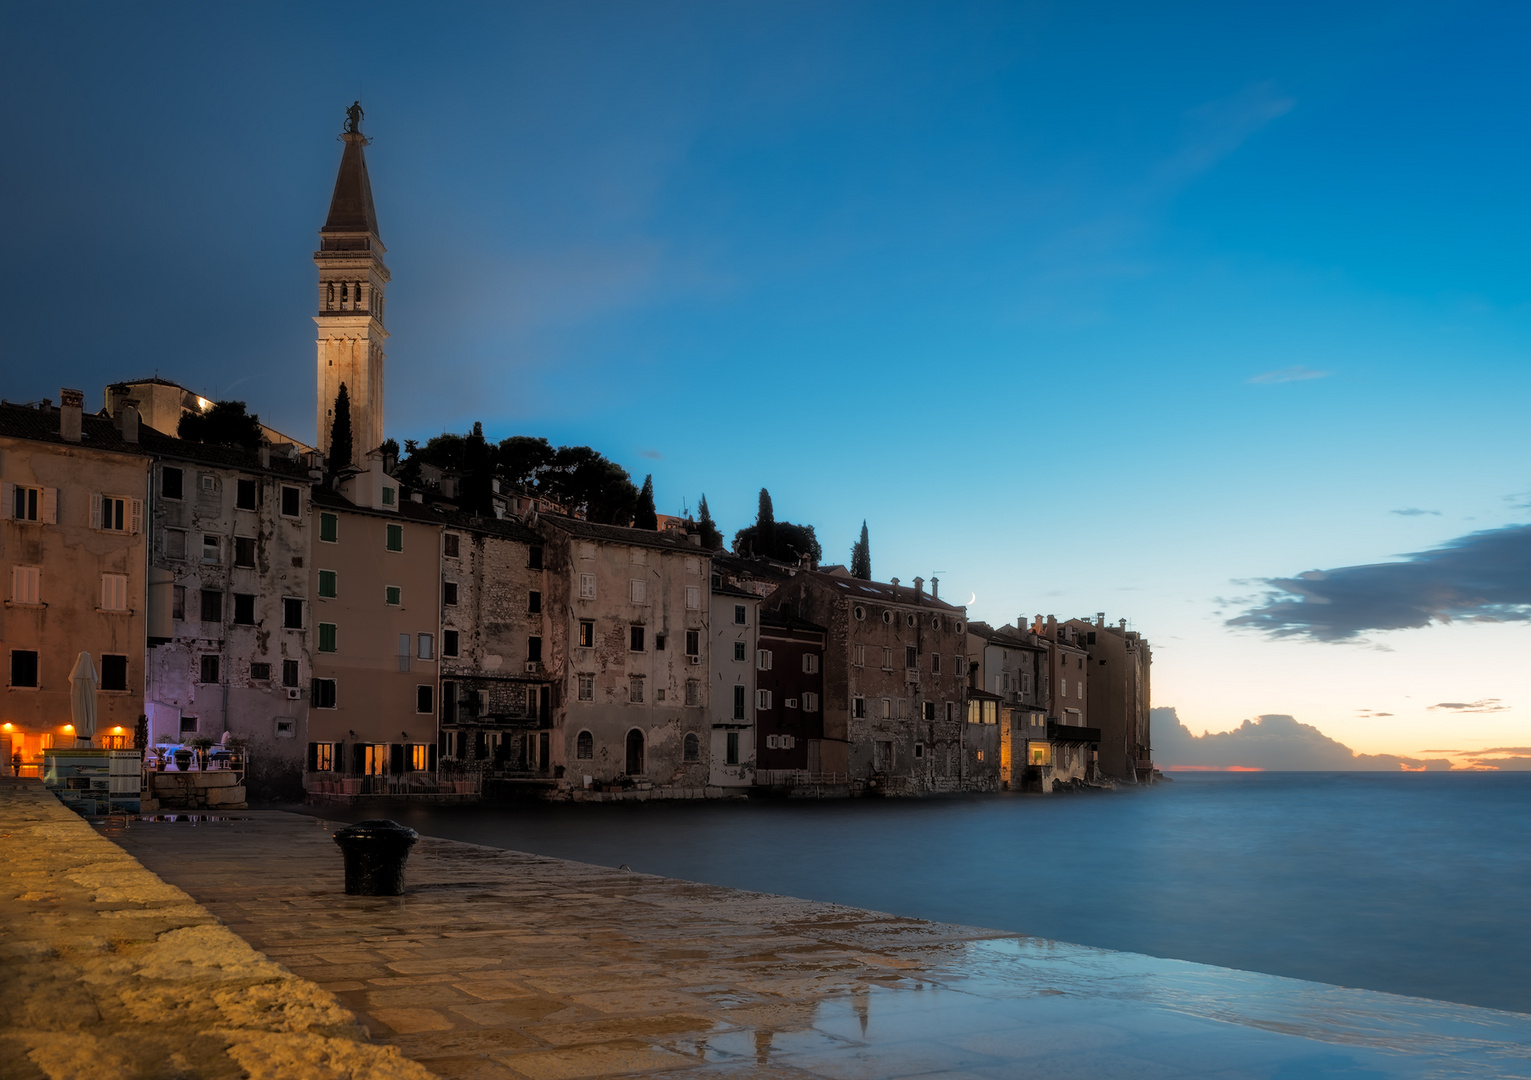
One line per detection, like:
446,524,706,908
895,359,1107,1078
327,384,354,470
851,521,872,579
497,436,555,490
633,474,658,529
178,400,263,449
696,494,723,550
543,445,639,525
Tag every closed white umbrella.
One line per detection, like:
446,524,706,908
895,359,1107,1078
69,652,98,746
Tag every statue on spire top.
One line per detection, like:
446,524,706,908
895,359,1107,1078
345,101,364,135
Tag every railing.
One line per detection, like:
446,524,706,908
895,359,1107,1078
756,769,848,786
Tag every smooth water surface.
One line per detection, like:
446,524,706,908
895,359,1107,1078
305,772,1531,1014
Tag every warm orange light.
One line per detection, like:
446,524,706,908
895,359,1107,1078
111,726,124,733
1,722,11,731
62,724,74,732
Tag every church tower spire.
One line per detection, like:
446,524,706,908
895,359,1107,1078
315,101,389,468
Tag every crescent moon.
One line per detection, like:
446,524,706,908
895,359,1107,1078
967,592,977,606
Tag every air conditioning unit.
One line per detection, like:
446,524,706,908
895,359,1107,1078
286,688,301,700
525,661,542,674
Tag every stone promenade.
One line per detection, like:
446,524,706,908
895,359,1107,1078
6,788,1531,1080
109,808,1531,1079
0,778,430,1079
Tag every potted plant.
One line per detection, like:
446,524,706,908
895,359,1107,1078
188,735,215,770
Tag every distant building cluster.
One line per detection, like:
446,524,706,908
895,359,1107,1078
0,107,1155,802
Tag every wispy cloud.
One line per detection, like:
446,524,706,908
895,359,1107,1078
1248,365,1330,385
638,448,663,460
1429,700,1509,713
1227,523,1531,641
1390,508,1441,517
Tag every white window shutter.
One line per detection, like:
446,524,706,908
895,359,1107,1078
0,482,12,519
100,574,109,609
42,488,57,524
130,499,143,535
90,493,103,529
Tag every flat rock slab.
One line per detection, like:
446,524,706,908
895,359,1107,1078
103,807,1531,1080
0,779,431,1079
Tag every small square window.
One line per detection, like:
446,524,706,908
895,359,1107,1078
234,536,256,568
100,654,128,691
655,633,666,651
280,486,301,517
312,678,337,708
200,589,222,623
249,662,271,681
282,597,303,629
320,513,338,543
386,523,403,551
578,620,594,648
233,593,256,625
202,534,220,563
235,478,256,511
443,581,458,605
685,630,700,656
529,546,543,570
200,655,220,684
382,486,396,507
630,625,645,651
10,650,39,688
161,466,184,500
282,659,300,687
180,715,199,734
386,585,401,606
444,533,460,558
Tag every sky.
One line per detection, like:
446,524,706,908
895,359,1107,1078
2,1,1528,766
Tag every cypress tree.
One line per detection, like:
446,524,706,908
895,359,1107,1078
851,520,872,579
329,383,354,472
696,494,722,550
756,487,777,557
633,474,658,529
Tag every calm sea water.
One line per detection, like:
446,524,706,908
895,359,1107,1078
306,772,1531,1014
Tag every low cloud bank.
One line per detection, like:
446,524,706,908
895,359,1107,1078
1153,708,1452,771
1227,523,1531,641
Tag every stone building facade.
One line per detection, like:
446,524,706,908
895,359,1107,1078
1036,615,1097,786
708,582,757,792
760,570,968,795
141,436,315,800
0,395,149,769
1065,614,1153,782
540,517,712,795
438,515,551,779
966,621,1049,791
754,616,828,782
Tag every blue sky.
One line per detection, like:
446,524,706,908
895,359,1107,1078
3,1,1528,762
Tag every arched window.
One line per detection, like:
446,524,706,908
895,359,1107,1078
327,283,335,307
683,733,699,763
625,729,645,776
576,730,593,760
341,282,349,304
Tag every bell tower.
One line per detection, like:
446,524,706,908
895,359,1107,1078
315,101,389,467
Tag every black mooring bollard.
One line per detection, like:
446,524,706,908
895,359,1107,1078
333,819,419,895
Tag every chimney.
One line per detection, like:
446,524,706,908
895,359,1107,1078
115,398,140,444
1097,612,1105,627
1045,615,1057,639
890,576,900,591
258,444,271,468
1119,618,1127,631
930,576,939,600
59,388,84,443
913,576,924,599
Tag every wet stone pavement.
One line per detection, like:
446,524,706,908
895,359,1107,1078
101,809,1531,1080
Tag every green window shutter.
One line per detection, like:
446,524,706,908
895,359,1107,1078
385,586,401,606
320,513,338,542
318,570,337,598
319,623,337,653
386,523,403,551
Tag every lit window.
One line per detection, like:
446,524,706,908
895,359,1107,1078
578,620,594,648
